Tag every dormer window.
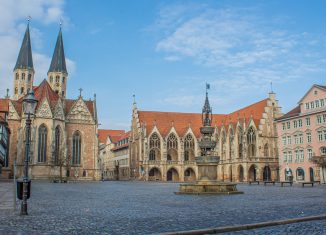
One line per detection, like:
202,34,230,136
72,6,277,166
314,90,318,95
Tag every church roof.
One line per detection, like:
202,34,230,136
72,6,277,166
98,129,125,144
138,99,268,137
14,23,34,71
48,28,67,74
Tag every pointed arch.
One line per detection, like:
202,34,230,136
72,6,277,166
167,133,178,161
221,129,226,160
247,127,256,157
54,125,62,165
72,131,81,165
184,133,195,162
264,143,269,157
237,126,243,158
229,127,234,160
38,124,48,162
149,132,161,161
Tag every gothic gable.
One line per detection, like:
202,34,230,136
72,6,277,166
8,101,20,120
54,100,65,120
67,98,94,124
36,99,53,118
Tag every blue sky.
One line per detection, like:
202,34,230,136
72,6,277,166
0,0,326,130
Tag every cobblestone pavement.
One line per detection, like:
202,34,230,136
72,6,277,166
0,181,325,234
0,182,15,210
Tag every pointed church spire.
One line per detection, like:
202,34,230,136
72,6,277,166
48,27,67,74
14,21,34,71
202,83,213,127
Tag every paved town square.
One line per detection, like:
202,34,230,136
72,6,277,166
0,181,325,234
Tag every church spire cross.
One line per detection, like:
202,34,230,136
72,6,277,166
79,88,83,97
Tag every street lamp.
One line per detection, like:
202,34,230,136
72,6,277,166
21,91,38,215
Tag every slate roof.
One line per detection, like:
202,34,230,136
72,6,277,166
14,23,33,71
138,99,268,138
48,28,67,74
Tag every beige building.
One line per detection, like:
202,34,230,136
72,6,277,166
99,130,130,180
130,92,282,182
0,23,100,180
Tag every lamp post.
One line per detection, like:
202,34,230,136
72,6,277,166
21,91,38,215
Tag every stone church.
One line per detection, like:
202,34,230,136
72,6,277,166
0,23,100,180
129,92,282,182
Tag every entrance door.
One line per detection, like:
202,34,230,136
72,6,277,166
309,168,314,182
167,170,173,181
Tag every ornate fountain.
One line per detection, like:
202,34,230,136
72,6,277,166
176,88,243,195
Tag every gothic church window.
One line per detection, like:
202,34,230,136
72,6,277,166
149,133,161,161
54,126,61,165
72,131,81,165
167,133,178,161
247,127,256,157
38,124,48,162
22,73,25,80
184,134,195,161
28,74,31,82
264,143,269,157
56,76,60,83
238,127,243,158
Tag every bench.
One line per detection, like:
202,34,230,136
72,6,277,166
249,181,260,185
302,182,314,187
280,181,293,187
313,181,321,185
264,181,275,186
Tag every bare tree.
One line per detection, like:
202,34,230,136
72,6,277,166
54,147,71,182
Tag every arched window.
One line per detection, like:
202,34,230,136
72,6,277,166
56,76,60,83
72,131,81,165
20,87,24,94
15,73,19,80
296,167,305,181
149,133,161,161
184,134,194,161
54,126,61,165
247,127,256,157
221,131,226,160
229,128,234,160
28,74,32,82
167,133,178,150
238,127,243,158
50,76,53,83
264,143,269,157
38,124,47,162
22,73,25,80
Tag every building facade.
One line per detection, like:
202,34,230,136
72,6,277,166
98,130,130,180
0,23,100,180
130,92,282,182
0,100,10,177
276,84,326,183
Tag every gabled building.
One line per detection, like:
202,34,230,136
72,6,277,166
275,84,326,183
0,23,99,180
130,92,282,182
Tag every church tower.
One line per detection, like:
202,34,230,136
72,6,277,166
48,26,68,98
13,22,34,100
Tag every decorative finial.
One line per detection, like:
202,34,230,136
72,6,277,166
59,18,63,28
133,94,136,104
27,15,31,24
270,81,273,93
78,88,83,97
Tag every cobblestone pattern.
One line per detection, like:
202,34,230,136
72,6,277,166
0,182,325,234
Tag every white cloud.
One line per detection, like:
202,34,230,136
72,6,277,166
0,0,73,96
154,4,326,101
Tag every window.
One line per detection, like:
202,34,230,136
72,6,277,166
293,120,298,128
247,127,256,157
56,76,60,83
295,150,300,162
307,133,312,143
287,136,292,145
314,90,318,95
238,127,243,158
149,149,156,160
287,122,291,129
184,150,189,161
184,134,194,161
62,77,65,83
311,101,314,109
306,118,310,126
288,151,292,162
324,130,326,141
298,119,302,127
282,136,286,146
22,73,25,80
72,131,81,165
307,149,313,161
50,76,53,83
318,131,323,141
282,123,286,130
305,103,310,110
299,150,304,162
28,74,32,82
62,91,65,97
264,143,269,157
317,115,322,124
167,133,178,150
321,99,325,107
38,125,47,162
294,135,299,144
20,87,24,94
15,73,19,80
54,126,61,165
315,100,320,108
321,147,326,155
283,152,287,162
298,134,303,144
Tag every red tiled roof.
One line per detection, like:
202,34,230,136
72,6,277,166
276,105,301,121
98,129,125,144
138,99,268,137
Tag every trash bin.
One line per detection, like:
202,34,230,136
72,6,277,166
17,179,31,200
